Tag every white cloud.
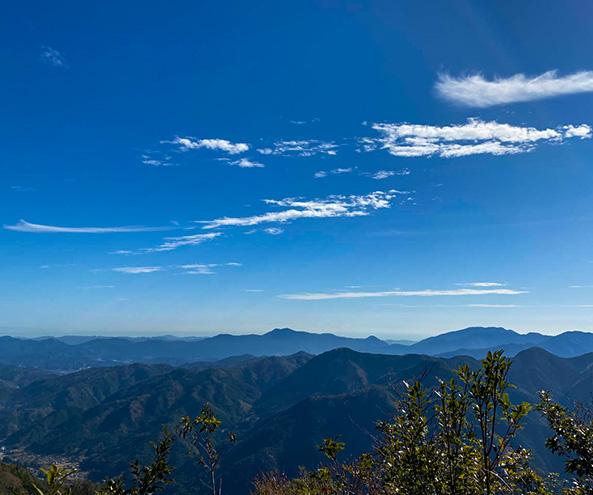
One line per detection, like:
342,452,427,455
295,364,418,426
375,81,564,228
199,190,408,230
146,232,221,252
180,262,241,275
257,140,339,157
439,142,525,158
10,185,36,192
142,154,177,167
180,263,218,275
314,168,352,178
113,267,162,274
436,71,593,107
229,158,264,168
466,304,524,308
264,228,284,235
564,125,592,138
457,282,506,287
359,169,410,180
40,46,67,67
109,262,239,275
364,119,591,158
288,118,319,125
167,137,249,155
371,170,395,180
569,285,593,289
279,288,526,300
4,220,173,234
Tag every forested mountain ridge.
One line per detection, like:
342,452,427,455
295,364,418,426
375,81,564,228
3,347,593,493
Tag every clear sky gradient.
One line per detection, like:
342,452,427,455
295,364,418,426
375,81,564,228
3,0,593,338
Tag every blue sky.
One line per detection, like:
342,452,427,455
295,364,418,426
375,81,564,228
3,0,593,338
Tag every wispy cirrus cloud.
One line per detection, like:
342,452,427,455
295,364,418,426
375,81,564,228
467,304,524,308
10,185,36,192
145,232,221,252
361,119,591,158
39,264,76,269
113,266,163,274
40,46,68,67
142,154,177,167
180,262,242,275
166,136,249,154
287,118,319,125
315,168,410,180
4,220,174,234
368,170,397,180
199,190,409,230
436,70,593,107
279,287,526,300
111,262,240,275
314,168,353,178
257,140,339,157
111,232,221,255
457,282,507,287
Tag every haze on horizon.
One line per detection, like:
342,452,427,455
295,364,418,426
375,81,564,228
3,0,593,338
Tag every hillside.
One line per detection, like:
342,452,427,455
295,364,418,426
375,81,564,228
0,353,312,482
0,461,41,494
4,347,593,493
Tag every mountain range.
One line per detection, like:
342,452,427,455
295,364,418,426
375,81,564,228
4,326,593,370
2,343,593,493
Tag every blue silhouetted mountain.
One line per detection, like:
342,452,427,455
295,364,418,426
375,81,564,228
4,326,593,372
386,326,550,356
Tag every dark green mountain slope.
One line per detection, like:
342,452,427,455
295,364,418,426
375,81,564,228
5,348,593,494
255,348,474,416
0,461,40,494
222,348,593,494
0,363,172,437
1,353,312,482
219,386,398,495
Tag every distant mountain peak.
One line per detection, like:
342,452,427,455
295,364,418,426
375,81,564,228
266,328,299,336
457,326,516,334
